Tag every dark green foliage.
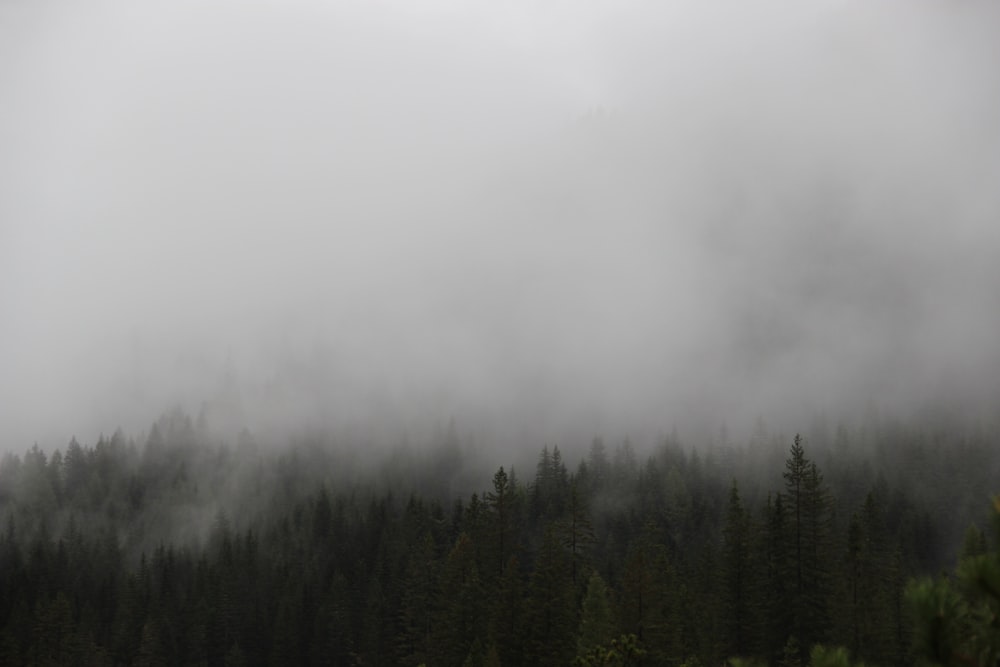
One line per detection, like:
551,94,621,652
782,436,833,658
486,466,513,581
575,633,646,666
763,492,795,660
492,554,527,667
0,416,995,665
434,532,488,665
723,480,754,657
909,498,1000,667
618,529,681,663
578,571,615,657
560,480,596,588
836,492,897,665
397,534,437,665
525,528,577,666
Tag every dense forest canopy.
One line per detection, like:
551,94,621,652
1,410,998,665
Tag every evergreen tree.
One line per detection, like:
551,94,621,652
723,480,753,658
560,480,596,588
492,554,527,667
837,491,895,665
960,523,988,561
31,592,78,666
434,533,487,665
525,528,576,666
533,446,570,523
134,618,168,667
486,466,512,579
398,535,438,666
577,571,615,657
761,492,793,661
782,435,832,657
909,497,1000,667
618,531,680,663
268,590,299,666
588,437,610,492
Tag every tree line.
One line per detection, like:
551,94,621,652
0,412,996,665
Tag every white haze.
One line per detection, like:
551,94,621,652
2,0,999,452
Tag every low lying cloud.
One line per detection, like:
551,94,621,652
2,0,998,451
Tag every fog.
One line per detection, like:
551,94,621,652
2,0,999,453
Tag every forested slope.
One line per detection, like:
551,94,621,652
0,412,996,666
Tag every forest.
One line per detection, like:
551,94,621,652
1,411,998,666
5,0,999,664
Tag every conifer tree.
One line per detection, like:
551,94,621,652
492,554,527,667
723,480,753,657
525,528,576,666
909,497,1000,667
762,493,793,661
398,535,438,666
487,466,512,579
782,435,832,657
560,480,596,588
618,531,680,663
588,437,610,492
838,491,894,665
577,571,615,657
434,533,487,665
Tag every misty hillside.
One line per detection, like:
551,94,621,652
3,0,1000,665
2,412,1000,664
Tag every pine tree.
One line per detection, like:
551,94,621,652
532,447,553,525
960,524,988,561
134,618,168,667
525,528,576,666
560,480,596,588
32,592,79,666
434,533,487,665
268,590,299,666
588,437,610,492
487,466,512,579
618,531,680,663
492,555,527,667
839,491,895,665
909,497,1000,667
320,571,355,665
781,435,832,657
398,535,438,666
723,480,753,657
760,492,792,660
577,571,615,657
844,512,864,658
533,446,570,524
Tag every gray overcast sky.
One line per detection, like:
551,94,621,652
2,0,999,451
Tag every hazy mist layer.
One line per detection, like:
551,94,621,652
3,0,999,451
